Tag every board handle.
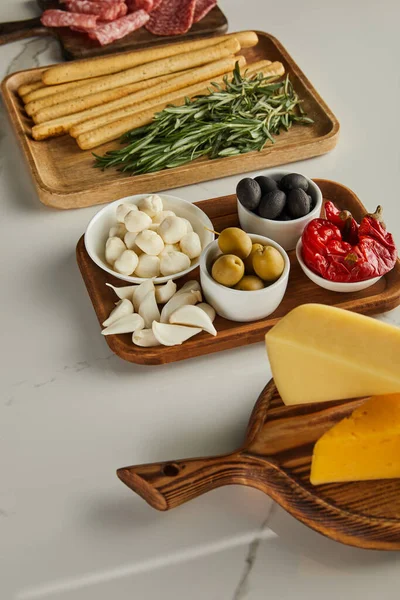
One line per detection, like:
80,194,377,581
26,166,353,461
117,452,271,511
0,17,50,45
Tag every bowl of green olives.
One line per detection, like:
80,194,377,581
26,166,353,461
236,171,323,251
200,228,290,322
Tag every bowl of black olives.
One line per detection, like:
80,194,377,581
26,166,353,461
236,171,323,250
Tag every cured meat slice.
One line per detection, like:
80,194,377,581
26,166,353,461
193,0,217,23
146,0,196,36
117,2,128,17
88,10,150,45
41,9,98,29
65,0,125,21
126,0,154,13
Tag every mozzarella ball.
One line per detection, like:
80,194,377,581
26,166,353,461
138,195,163,217
116,203,138,223
180,232,202,259
158,216,187,244
152,210,176,225
135,254,161,278
181,218,194,234
124,231,138,250
163,243,181,254
105,236,126,265
135,230,164,256
114,250,139,275
124,210,152,233
109,223,127,239
160,251,191,276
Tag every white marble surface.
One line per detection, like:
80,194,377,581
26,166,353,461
1,1,400,598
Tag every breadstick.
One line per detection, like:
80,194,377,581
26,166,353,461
42,31,258,85
18,80,45,97
23,74,112,104
33,56,241,124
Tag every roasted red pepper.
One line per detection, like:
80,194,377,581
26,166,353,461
301,201,397,282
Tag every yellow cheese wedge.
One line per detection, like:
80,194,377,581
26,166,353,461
310,394,400,484
265,304,400,405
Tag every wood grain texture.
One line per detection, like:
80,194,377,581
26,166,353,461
0,1,227,60
117,380,400,550
76,179,400,365
1,31,339,209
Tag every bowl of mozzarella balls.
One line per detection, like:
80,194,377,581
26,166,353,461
85,194,215,284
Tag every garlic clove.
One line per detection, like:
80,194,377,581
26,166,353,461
160,290,202,323
124,210,152,233
106,283,137,301
134,254,160,278
105,236,126,265
169,305,217,336
138,290,161,328
116,203,138,222
158,216,187,244
159,251,191,276
102,313,144,335
138,194,163,217
181,218,194,233
132,328,161,347
109,223,127,239
152,210,176,225
114,250,139,276
132,280,155,311
155,280,177,304
175,280,202,296
102,298,133,327
135,230,164,256
152,321,202,346
179,232,202,259
197,302,216,322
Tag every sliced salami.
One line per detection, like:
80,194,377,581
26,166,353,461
41,9,98,29
126,0,154,13
88,10,150,45
65,0,124,21
145,0,196,35
117,2,128,17
193,0,217,23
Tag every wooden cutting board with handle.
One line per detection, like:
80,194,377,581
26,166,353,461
117,380,400,550
0,0,228,60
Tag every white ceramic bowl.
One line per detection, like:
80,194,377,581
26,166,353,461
296,239,382,292
84,194,214,284
200,234,290,322
237,171,323,251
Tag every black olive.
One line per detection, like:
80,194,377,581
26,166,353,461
287,189,311,219
236,178,262,211
279,173,309,193
254,176,278,196
277,211,292,221
258,190,286,220
308,194,314,209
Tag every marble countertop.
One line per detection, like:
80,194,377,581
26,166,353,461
1,1,400,598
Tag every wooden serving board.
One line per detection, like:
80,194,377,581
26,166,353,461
117,380,400,550
0,0,227,60
76,179,400,365
1,31,339,210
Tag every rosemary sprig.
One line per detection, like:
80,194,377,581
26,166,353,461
94,63,313,174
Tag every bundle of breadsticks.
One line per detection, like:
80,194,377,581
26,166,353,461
18,31,284,151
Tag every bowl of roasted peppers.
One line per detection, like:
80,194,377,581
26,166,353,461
296,201,398,292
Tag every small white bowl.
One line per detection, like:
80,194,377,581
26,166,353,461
237,171,323,251
200,234,290,322
84,194,214,284
296,239,382,292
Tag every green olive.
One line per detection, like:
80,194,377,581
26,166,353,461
212,254,245,287
234,275,265,291
218,227,252,259
253,246,285,282
244,243,264,274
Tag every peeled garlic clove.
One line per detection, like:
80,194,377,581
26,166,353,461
124,231,138,250
116,203,138,222
138,290,161,328
180,232,202,259
102,298,133,327
125,210,152,233
152,210,176,225
169,305,217,336
105,236,126,265
134,254,160,278
155,280,177,304
160,251,190,276
109,223,127,239
132,280,155,311
114,250,139,276
106,283,137,301
197,302,216,322
135,230,164,256
175,280,202,296
102,313,144,335
138,194,163,217
158,216,187,244
181,218,194,233
132,328,161,347
160,290,202,323
152,321,202,346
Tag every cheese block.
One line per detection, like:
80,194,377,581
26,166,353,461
310,394,400,484
265,304,400,405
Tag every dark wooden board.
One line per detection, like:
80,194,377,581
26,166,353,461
117,380,400,550
76,179,400,365
0,1,228,60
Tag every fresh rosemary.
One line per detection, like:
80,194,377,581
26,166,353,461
94,63,313,174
